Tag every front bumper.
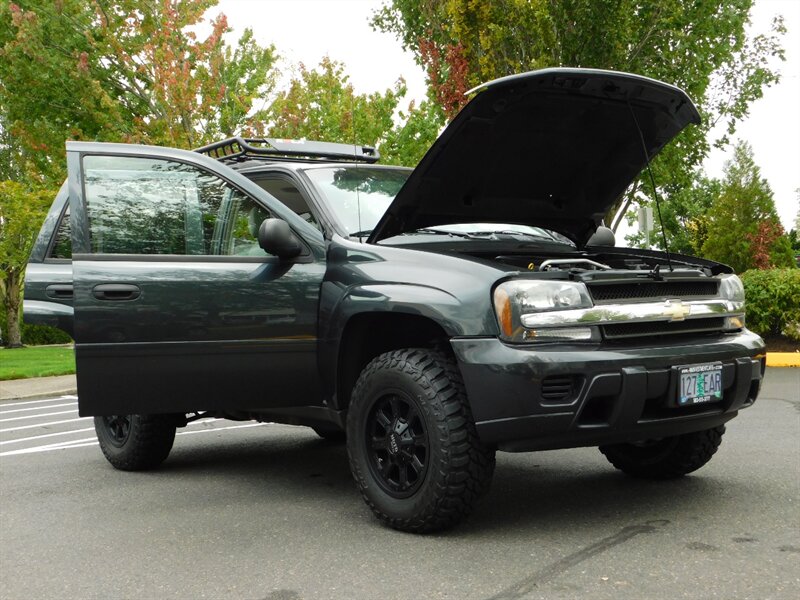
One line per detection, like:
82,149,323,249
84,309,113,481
451,330,765,451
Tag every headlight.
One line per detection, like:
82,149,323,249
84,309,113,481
493,280,595,342
719,274,746,331
719,274,745,303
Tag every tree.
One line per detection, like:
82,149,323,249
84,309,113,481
625,175,721,255
380,99,444,166
265,57,442,167
373,0,786,230
0,0,278,184
266,57,403,148
0,0,278,346
789,191,800,255
701,142,794,272
0,181,53,347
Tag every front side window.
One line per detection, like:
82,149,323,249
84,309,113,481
82,156,269,256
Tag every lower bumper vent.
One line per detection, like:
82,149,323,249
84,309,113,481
541,376,576,403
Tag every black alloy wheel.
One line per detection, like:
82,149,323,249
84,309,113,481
346,349,496,533
93,413,177,471
365,392,429,498
101,415,132,447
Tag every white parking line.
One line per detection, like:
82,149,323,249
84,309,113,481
0,427,95,446
0,395,77,408
0,441,100,457
0,409,78,423
0,402,76,415
0,418,90,433
0,422,270,457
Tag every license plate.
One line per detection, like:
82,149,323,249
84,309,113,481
678,363,723,405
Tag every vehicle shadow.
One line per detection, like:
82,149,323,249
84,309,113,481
151,425,743,537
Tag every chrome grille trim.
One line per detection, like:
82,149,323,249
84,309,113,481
520,299,744,329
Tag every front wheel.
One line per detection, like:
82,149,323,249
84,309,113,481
599,425,725,479
94,414,177,471
346,349,495,533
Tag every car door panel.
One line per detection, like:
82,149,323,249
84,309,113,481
67,142,325,417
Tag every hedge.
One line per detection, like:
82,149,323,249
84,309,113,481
741,268,800,341
0,307,73,346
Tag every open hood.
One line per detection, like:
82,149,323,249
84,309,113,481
368,68,700,245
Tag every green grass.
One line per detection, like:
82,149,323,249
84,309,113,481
0,345,76,380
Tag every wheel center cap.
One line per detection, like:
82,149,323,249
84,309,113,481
388,433,400,455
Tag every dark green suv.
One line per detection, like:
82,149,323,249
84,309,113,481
25,68,765,532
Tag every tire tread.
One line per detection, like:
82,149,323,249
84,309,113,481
95,414,176,471
599,425,725,479
347,348,495,533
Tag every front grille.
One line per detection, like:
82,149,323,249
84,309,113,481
602,317,725,339
541,376,575,402
589,281,719,303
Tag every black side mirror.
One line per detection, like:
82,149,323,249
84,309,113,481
258,218,303,259
587,225,615,246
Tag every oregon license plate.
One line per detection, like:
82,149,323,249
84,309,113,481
678,363,723,405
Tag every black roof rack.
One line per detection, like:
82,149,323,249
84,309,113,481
194,137,380,164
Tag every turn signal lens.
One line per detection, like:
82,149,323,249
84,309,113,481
493,286,513,338
724,315,745,331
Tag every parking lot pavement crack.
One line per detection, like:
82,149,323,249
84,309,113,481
485,520,670,600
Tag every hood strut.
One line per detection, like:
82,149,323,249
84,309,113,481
626,98,674,272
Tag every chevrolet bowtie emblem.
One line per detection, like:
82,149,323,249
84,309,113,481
663,299,691,322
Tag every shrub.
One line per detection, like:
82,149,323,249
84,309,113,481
0,304,72,346
741,269,800,341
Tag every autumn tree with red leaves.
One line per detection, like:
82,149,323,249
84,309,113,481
0,0,278,183
372,0,786,235
701,142,795,272
0,0,277,346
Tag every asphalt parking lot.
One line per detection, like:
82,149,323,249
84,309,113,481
1,368,798,600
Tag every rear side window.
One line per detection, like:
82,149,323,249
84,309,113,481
49,206,72,259
81,156,270,256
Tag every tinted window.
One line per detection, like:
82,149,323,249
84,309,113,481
82,156,269,256
254,178,321,231
303,167,409,235
49,206,72,259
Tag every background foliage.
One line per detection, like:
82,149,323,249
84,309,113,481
0,0,796,348
0,0,279,183
741,269,800,341
372,0,787,231
0,180,54,347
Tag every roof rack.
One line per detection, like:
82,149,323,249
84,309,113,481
194,137,380,164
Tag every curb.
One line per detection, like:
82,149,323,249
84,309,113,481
0,387,77,402
766,353,800,368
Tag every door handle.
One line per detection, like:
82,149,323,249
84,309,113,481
92,283,141,301
45,284,74,299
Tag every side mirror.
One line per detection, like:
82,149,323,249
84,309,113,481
258,218,303,259
587,225,615,246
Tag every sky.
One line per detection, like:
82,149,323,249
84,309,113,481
213,0,799,232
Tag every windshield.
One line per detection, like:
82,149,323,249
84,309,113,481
304,166,409,235
304,166,571,244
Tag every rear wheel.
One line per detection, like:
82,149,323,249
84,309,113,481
599,425,725,479
346,349,495,533
94,414,177,471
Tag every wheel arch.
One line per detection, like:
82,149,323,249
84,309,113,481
331,311,452,413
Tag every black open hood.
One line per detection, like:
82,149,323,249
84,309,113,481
368,68,700,245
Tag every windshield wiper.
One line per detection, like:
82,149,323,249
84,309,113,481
467,230,552,241
406,228,481,239
349,229,373,238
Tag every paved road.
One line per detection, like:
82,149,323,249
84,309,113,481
1,369,798,600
